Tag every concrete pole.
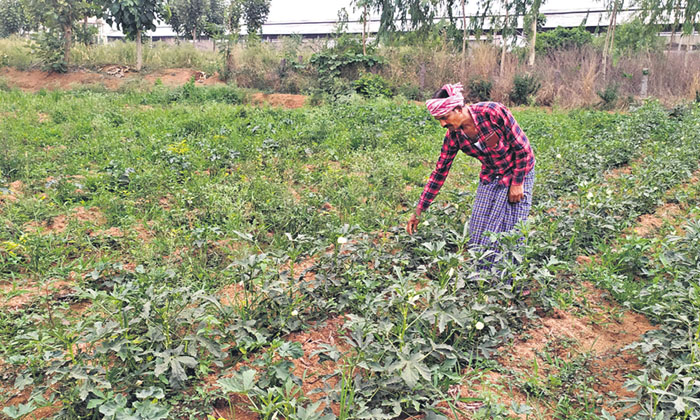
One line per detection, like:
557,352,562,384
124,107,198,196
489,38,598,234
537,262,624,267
640,68,649,98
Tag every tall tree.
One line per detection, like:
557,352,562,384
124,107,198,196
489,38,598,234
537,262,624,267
101,0,162,71
202,0,224,49
27,0,100,65
242,0,269,37
168,0,208,41
633,0,699,50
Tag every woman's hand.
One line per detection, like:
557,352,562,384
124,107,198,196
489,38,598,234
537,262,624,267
406,213,420,235
508,184,524,203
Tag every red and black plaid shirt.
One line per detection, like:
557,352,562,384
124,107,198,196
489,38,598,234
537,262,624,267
418,102,535,212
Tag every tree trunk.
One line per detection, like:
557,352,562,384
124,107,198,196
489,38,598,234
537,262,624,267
461,0,467,61
193,25,197,42
500,5,509,77
63,24,72,65
602,0,619,80
136,29,143,71
225,39,235,82
527,0,540,68
669,0,681,50
362,5,368,55
609,1,619,54
685,22,696,66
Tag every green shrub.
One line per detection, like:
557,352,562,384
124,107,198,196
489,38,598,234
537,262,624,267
30,30,67,73
597,84,618,110
309,45,384,94
614,18,665,54
395,84,424,101
467,77,492,102
536,26,593,52
510,74,541,105
353,73,393,98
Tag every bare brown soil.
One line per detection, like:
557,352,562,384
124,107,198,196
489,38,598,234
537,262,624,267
250,92,307,109
1,67,222,92
441,281,654,419
1,67,309,109
23,206,106,235
0,277,76,310
0,389,61,420
211,316,348,420
0,181,24,206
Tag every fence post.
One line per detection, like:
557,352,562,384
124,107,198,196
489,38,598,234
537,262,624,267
640,68,649,98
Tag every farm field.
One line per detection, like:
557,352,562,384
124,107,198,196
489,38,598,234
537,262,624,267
1,84,700,420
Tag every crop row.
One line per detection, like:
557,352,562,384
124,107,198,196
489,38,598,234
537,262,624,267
1,88,699,419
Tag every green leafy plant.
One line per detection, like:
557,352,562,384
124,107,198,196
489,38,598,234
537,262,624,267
467,77,493,102
30,30,67,73
510,74,541,105
596,84,618,110
535,26,593,52
353,73,393,98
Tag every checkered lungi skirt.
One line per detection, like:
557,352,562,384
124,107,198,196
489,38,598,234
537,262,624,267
468,170,535,252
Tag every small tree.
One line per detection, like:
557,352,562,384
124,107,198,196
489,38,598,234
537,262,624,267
101,0,162,71
601,0,623,79
27,0,100,68
221,0,242,81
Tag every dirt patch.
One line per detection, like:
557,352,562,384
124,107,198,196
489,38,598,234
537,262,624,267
1,67,225,93
158,195,173,211
576,255,593,265
212,315,348,420
90,227,124,238
0,279,75,310
1,180,24,205
605,165,632,180
133,222,155,242
72,206,106,224
0,388,62,420
288,185,303,202
473,282,655,419
285,315,348,415
250,93,307,109
23,206,106,235
632,203,682,237
143,68,223,87
1,67,110,92
219,282,247,308
634,214,664,237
